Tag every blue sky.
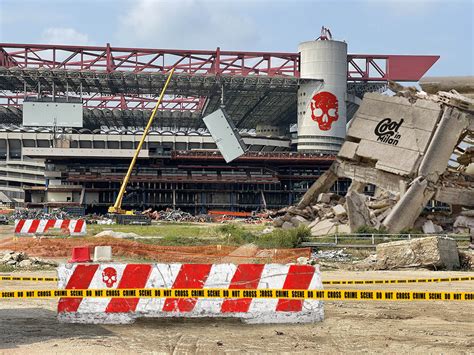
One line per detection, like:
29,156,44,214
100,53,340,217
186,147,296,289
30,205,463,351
0,0,472,76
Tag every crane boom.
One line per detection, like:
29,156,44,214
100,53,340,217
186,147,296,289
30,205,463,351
108,68,175,214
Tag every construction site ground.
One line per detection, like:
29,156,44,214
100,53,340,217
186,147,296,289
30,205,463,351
0,269,472,354
0,224,473,353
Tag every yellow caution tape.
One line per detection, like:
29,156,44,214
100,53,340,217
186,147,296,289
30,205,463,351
1,276,58,282
0,288,472,301
322,276,474,285
2,275,473,284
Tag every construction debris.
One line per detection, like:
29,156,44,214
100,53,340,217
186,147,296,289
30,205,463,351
142,208,196,222
453,214,474,234
273,190,397,236
296,256,318,265
346,191,373,231
312,249,351,262
10,208,71,222
276,91,474,234
0,250,58,268
354,236,460,270
458,250,474,270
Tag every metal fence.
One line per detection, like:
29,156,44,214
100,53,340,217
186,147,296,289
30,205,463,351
302,233,472,249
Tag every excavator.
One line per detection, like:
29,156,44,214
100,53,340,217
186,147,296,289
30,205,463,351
108,68,175,224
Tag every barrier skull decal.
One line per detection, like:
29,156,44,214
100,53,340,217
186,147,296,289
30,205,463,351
310,91,339,131
102,267,117,288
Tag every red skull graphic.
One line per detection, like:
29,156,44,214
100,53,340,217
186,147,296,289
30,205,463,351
310,91,339,131
102,267,117,288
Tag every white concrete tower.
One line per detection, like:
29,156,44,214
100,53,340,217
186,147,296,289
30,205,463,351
297,31,347,153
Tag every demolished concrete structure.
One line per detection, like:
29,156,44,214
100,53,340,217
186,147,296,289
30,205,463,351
277,90,474,234
353,236,461,270
374,236,460,270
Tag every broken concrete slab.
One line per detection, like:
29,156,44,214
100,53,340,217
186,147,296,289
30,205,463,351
287,206,313,220
347,181,366,194
418,107,472,182
453,215,474,233
435,186,474,207
273,217,284,227
298,168,338,209
332,204,347,217
422,220,437,234
290,215,310,227
367,199,393,210
333,160,405,194
333,224,351,234
308,218,320,229
461,209,474,217
324,211,335,219
383,176,435,233
317,193,333,204
338,141,358,160
375,236,460,270
345,191,372,232
0,250,58,268
310,219,336,236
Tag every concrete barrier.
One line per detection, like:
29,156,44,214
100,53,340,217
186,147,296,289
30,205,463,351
57,263,324,324
14,219,86,236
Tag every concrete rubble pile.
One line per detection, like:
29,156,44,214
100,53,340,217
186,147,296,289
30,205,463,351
142,208,194,222
276,90,474,234
10,208,71,222
0,250,58,268
353,236,462,271
273,190,398,236
312,249,351,262
84,213,115,225
142,208,211,223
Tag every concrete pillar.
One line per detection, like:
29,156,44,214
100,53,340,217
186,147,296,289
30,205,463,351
418,107,469,182
383,177,435,233
172,187,176,209
6,137,9,162
297,163,339,208
348,181,366,194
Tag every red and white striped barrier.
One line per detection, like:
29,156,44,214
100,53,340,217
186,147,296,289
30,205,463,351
57,263,324,324
14,219,86,236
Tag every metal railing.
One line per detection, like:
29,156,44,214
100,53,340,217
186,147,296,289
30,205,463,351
302,233,471,249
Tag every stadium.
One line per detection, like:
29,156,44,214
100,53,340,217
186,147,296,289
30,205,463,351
0,34,439,213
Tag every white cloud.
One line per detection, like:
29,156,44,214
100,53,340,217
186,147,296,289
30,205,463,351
41,27,90,45
116,0,259,50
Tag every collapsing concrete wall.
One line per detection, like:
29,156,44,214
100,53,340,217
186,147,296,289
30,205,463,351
278,90,473,234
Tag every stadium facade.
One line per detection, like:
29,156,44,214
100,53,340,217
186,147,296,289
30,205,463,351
0,37,438,212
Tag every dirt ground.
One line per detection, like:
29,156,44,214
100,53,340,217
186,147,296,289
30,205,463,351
0,225,310,264
1,269,473,354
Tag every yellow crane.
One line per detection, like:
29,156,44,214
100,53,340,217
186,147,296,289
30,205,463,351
108,68,175,216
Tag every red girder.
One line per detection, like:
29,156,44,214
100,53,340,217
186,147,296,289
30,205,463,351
347,54,439,82
0,43,438,81
0,43,439,112
0,43,299,76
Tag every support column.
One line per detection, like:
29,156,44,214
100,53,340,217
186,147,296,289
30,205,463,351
172,187,176,209
383,177,435,233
